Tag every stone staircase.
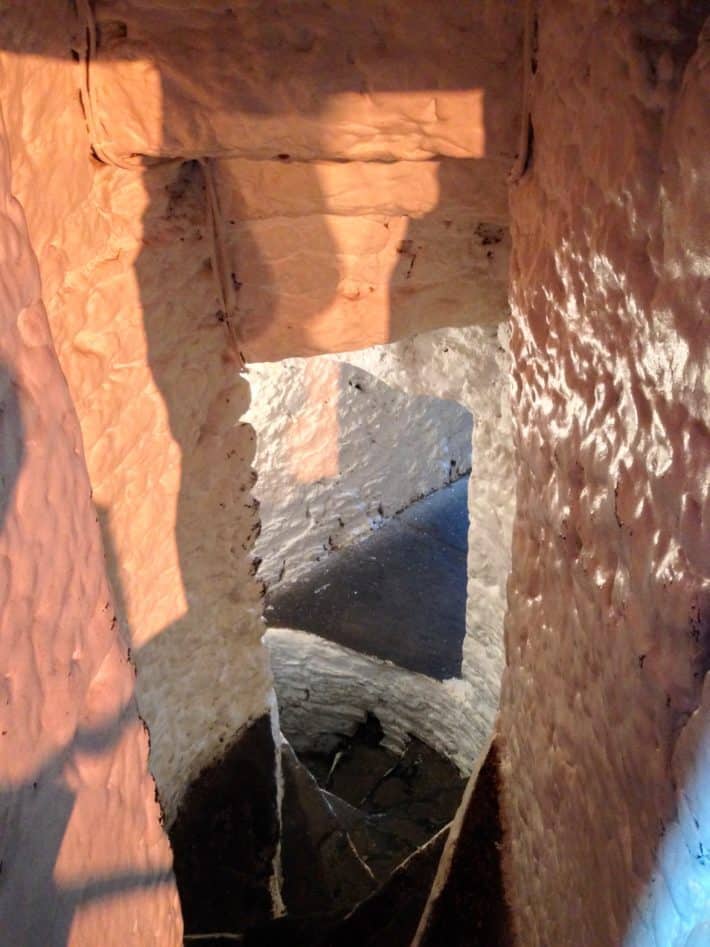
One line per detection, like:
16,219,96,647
182,730,509,947
180,715,467,946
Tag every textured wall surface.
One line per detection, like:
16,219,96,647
88,0,520,164
7,3,709,944
266,628,479,774
0,91,181,947
501,4,709,945
79,0,519,361
2,0,519,831
212,157,510,361
0,3,521,940
50,157,274,824
247,354,472,591
1,5,274,825
258,324,514,783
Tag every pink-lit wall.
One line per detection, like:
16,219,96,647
0,95,181,947
501,4,709,944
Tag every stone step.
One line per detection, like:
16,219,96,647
280,717,465,911
265,478,470,679
237,824,448,947
280,743,377,917
415,741,511,947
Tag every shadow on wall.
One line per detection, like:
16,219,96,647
251,356,474,679
249,357,473,590
0,364,173,946
0,364,22,529
0,711,174,947
0,2,708,944
89,0,515,358
0,7,513,938
108,5,710,943
123,0,510,676
218,155,510,361
86,4,512,933
264,475,471,680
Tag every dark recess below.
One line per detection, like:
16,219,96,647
216,740,510,946
170,713,279,935
170,716,510,947
417,741,512,947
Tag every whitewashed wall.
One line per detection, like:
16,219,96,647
1,9,275,826
247,354,473,590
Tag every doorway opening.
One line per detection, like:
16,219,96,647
240,323,514,932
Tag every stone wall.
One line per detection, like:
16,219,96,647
0,9,523,937
0,14,181,938
1,6,275,828
14,3,709,943
34,0,521,825
501,4,710,945
266,628,480,773
0,5,284,934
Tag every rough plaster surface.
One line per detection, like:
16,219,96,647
2,0,519,834
501,5,710,945
46,157,274,825
88,0,521,164
266,628,480,776
3,6,708,945
68,0,518,820
80,1,518,361
0,3,523,939
69,0,519,822
252,324,513,768
213,157,511,361
247,355,472,591
0,7,274,825
0,96,181,946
